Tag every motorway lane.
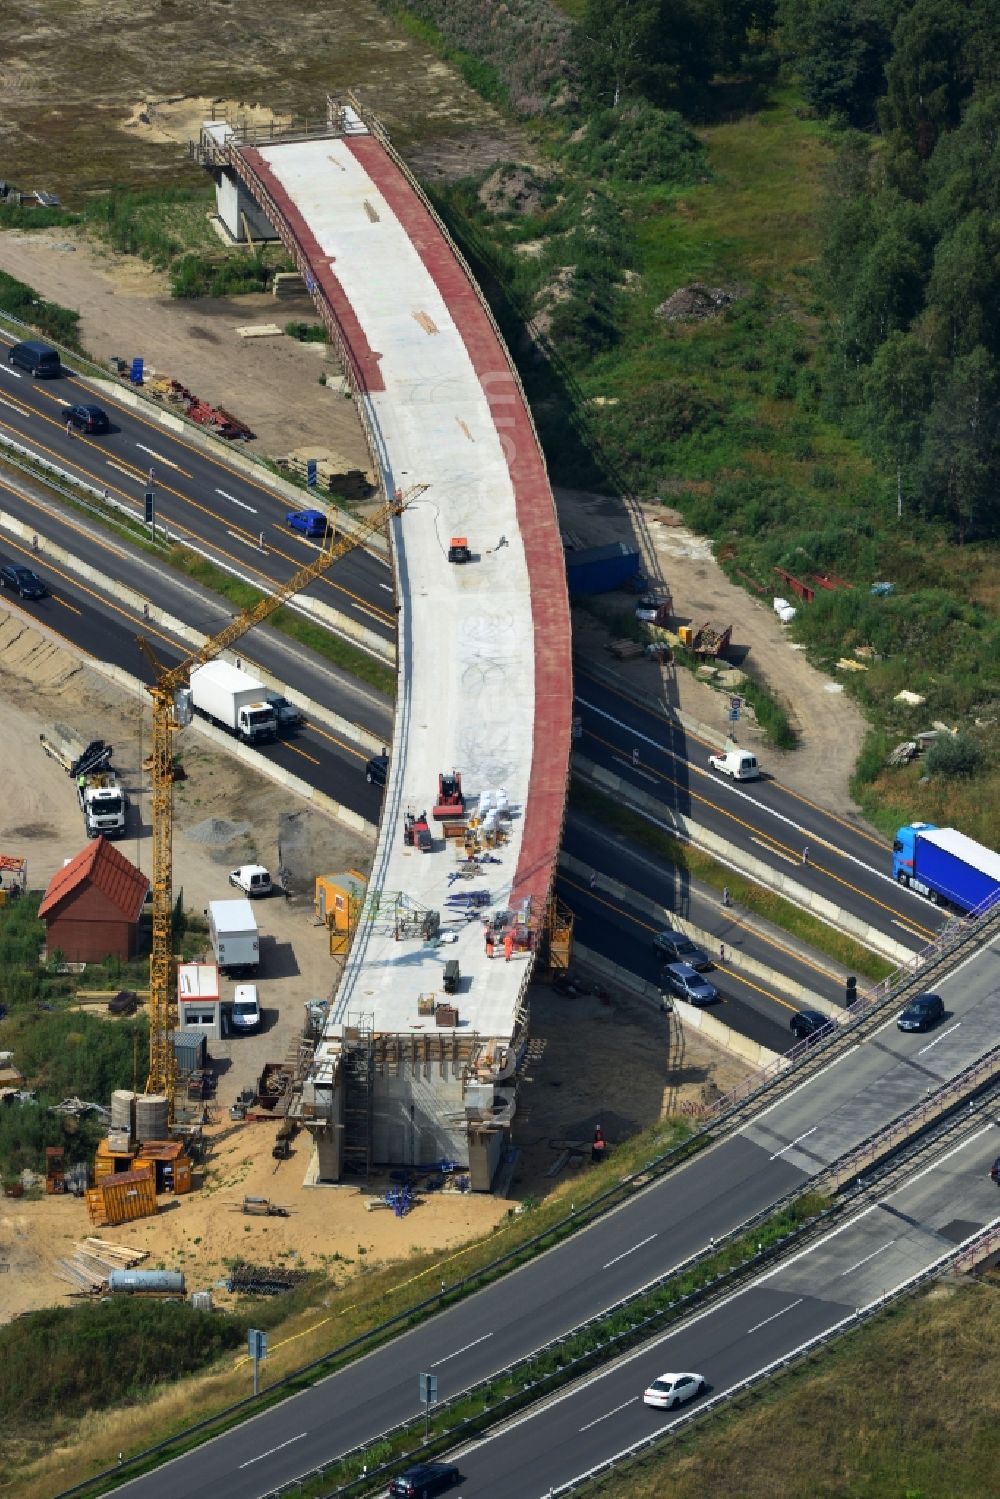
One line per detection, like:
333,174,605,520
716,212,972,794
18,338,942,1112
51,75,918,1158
0,345,395,641
0,522,390,825
574,675,944,954
109,936,1000,1498
561,813,848,1015
555,870,795,1054
0,467,395,734
453,1120,1000,1497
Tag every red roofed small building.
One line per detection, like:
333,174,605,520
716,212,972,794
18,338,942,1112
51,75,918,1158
38,838,149,963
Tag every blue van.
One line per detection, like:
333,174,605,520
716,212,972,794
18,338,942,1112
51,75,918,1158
8,340,61,377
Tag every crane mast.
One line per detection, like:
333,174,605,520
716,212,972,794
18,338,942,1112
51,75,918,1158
138,494,409,1110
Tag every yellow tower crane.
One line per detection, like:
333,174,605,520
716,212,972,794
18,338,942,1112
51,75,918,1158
137,493,409,1112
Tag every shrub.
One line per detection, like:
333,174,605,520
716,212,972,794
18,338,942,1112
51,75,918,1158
567,102,708,186
924,733,983,779
0,269,80,348
0,1301,245,1425
284,321,328,343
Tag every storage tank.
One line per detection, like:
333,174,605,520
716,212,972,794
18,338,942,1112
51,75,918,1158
110,1089,136,1135
109,1269,185,1295
135,1094,169,1142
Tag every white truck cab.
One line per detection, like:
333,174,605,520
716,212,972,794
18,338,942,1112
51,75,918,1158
708,749,760,781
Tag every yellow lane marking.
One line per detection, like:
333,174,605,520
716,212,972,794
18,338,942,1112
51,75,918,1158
0,408,395,628
583,724,937,940
576,669,891,851
560,872,800,1015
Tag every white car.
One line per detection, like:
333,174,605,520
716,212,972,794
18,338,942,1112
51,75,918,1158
230,984,261,1034
229,864,272,898
643,1371,706,1410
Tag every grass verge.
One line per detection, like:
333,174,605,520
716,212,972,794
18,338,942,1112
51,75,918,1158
168,546,398,696
285,1191,833,1498
581,1279,1000,1499
571,779,895,983
14,1111,702,1496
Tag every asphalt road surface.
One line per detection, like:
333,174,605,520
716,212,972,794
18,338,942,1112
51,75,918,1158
559,814,849,1055
574,672,946,955
0,476,392,824
451,1118,1000,1497
0,338,395,643
107,933,1000,1499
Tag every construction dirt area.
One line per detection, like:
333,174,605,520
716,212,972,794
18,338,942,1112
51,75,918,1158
0,613,748,1322
0,212,855,1325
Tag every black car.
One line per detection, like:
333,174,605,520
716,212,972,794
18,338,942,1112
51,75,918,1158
366,751,390,786
653,928,713,971
897,992,945,1032
0,564,48,599
790,1009,832,1042
389,1462,461,1499
63,402,110,433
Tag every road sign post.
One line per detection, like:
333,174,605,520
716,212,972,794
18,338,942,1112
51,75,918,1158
418,1371,438,1440
248,1328,267,1396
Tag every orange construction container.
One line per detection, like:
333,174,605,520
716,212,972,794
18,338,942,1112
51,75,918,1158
94,1138,135,1183
132,1139,192,1194
86,1167,157,1227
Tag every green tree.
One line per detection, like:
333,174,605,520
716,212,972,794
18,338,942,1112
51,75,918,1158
862,330,936,517
925,210,1000,360
881,0,974,155
575,0,663,106
798,0,892,125
919,345,1000,540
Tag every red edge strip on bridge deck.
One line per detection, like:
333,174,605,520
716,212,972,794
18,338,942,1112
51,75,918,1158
240,147,386,394
343,137,572,911
241,135,571,912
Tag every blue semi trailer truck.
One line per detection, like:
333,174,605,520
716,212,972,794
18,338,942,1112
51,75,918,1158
892,822,1000,914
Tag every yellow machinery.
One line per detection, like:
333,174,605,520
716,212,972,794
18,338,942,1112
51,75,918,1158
137,495,407,1111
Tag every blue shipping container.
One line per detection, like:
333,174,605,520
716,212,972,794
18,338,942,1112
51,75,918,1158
565,542,642,597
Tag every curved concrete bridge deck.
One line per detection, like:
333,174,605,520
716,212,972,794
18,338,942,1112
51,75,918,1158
218,106,572,1176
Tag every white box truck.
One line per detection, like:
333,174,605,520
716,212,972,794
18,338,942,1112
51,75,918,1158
190,662,277,745
207,898,260,975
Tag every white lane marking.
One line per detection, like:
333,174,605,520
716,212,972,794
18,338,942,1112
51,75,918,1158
216,487,257,513
840,1240,895,1277
769,1127,816,1161
238,1432,306,1468
917,1022,960,1055
106,459,140,479
379,582,393,592
429,1331,492,1368
575,695,909,893
602,1233,657,1270
580,1396,638,1431
0,367,23,378
135,441,182,471
747,1297,803,1334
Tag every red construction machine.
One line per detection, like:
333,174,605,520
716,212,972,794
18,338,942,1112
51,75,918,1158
403,810,432,852
433,770,465,821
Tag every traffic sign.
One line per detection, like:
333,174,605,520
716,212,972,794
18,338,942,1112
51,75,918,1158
307,459,318,489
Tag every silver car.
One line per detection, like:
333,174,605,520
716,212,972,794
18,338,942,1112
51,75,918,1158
661,962,719,1005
